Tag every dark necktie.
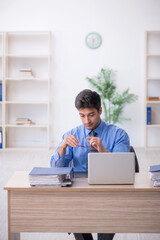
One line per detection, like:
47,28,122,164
90,130,98,153
86,130,98,171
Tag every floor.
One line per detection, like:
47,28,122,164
0,147,160,240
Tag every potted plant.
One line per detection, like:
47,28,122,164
86,67,138,124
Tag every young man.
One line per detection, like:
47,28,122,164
50,89,130,240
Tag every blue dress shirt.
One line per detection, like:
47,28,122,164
50,120,130,172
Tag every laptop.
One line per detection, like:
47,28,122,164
88,152,135,185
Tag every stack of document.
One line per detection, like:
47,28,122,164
16,118,34,125
29,167,73,187
19,68,34,78
149,164,160,187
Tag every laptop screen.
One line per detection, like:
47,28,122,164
88,152,135,185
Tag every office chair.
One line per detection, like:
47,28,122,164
130,146,139,173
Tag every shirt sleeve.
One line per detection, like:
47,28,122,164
50,133,73,168
112,128,130,152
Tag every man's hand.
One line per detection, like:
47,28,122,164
58,135,79,155
86,137,109,153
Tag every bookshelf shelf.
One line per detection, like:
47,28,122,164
5,101,48,104
0,31,51,149
0,32,3,152
146,101,160,104
146,124,160,128
147,55,160,57
6,54,49,58
147,78,160,81
145,31,160,149
6,78,49,82
4,147,49,151
145,146,160,151
5,124,49,128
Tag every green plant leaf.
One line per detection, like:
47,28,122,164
86,68,138,124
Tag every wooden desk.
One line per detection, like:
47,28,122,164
4,172,160,240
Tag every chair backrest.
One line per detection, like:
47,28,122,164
130,146,139,173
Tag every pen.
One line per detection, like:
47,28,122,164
77,145,90,148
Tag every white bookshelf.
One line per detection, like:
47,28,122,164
0,32,4,149
145,31,160,149
0,31,51,150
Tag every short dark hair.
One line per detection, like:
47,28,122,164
75,89,101,111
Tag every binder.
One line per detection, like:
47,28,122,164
0,83,2,101
147,107,151,125
149,164,160,172
0,131,2,148
29,167,73,186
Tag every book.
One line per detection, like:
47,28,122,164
149,172,160,181
28,167,73,187
147,107,151,125
0,130,2,148
16,118,33,125
20,68,32,72
147,97,159,101
16,118,31,121
19,68,34,78
153,180,160,187
0,83,2,101
149,164,160,187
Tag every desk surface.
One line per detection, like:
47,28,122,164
4,171,159,192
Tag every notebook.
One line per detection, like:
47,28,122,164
88,152,135,184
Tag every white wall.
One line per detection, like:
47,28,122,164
1,0,160,147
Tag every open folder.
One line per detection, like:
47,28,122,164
29,167,73,187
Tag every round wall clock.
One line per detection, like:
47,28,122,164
85,32,102,49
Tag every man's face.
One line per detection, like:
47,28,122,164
78,107,102,130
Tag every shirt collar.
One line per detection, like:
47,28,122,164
85,120,105,137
